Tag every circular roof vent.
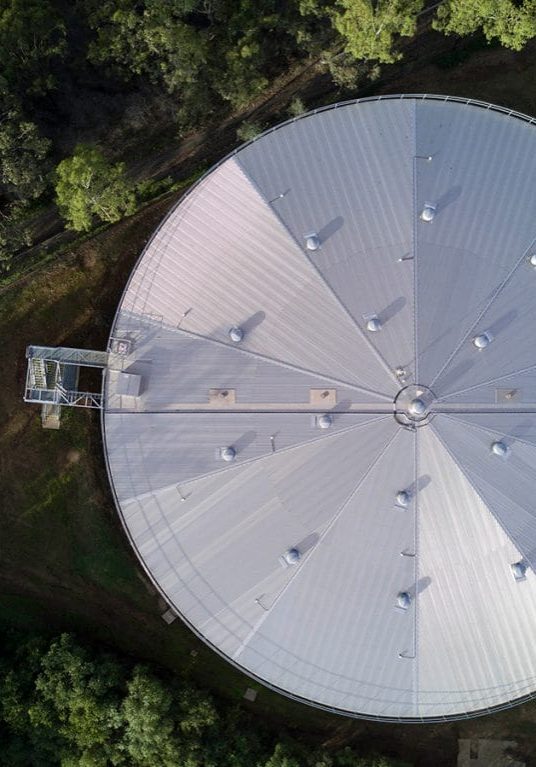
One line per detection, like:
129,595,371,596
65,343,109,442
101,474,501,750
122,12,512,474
491,440,508,457
397,592,411,610
305,233,320,251
396,490,411,507
420,203,436,222
220,446,236,462
473,332,492,350
529,254,536,268
229,326,244,343
104,96,536,723
366,317,382,332
284,547,301,565
317,413,333,429
511,561,527,580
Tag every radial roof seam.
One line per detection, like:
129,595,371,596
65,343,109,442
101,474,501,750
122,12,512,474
440,411,536,453
428,232,536,391
100,405,486,723
117,160,397,398
428,417,532,568
107,407,397,415
102,97,536,720
411,98,419,384
111,316,391,403
104,95,536,369
413,425,420,716
435,361,536,402
116,414,394,506
232,425,403,664
119,307,395,401
232,154,401,390
101,393,536,722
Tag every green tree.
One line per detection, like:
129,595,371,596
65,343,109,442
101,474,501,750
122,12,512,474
0,111,51,199
236,120,264,142
214,41,269,109
0,636,65,764
88,0,308,117
29,635,124,760
122,667,182,767
434,0,536,50
0,202,32,269
88,1,207,92
333,0,424,63
263,743,303,767
55,145,137,232
0,0,66,94
288,97,306,117
210,1,302,109
0,631,405,767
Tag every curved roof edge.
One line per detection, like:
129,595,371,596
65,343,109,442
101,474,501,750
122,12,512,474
101,94,536,723
103,94,536,360
99,402,536,723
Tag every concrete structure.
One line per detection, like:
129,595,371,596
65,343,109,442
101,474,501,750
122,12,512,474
96,96,536,721
457,740,525,767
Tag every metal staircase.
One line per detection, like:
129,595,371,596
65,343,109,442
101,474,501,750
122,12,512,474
24,345,110,426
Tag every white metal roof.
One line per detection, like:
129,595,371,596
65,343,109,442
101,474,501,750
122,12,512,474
102,95,536,721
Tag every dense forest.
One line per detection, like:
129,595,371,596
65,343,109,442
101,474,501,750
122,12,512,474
0,630,406,767
1,0,536,268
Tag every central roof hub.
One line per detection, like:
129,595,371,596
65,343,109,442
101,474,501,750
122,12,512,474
409,397,426,416
394,384,435,427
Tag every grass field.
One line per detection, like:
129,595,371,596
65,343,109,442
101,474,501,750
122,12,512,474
3,38,536,767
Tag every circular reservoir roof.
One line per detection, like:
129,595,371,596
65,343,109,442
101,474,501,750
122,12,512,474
103,95,536,721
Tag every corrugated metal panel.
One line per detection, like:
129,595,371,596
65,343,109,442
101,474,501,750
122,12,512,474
432,256,536,398
120,157,392,397
102,97,536,721
235,426,417,717
106,318,375,409
439,412,536,445
418,424,536,717
415,101,536,389
118,416,397,662
106,412,390,502
237,100,415,377
432,414,536,568
436,368,536,405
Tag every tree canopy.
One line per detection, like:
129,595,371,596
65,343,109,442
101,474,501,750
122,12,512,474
0,202,32,269
333,0,424,63
55,145,137,232
0,630,408,767
88,1,208,94
0,111,51,199
1,0,536,272
434,0,536,50
0,0,66,95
